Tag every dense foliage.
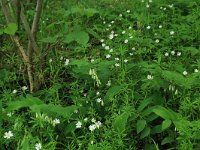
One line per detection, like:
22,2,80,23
1,0,200,149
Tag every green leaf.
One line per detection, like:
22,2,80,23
161,136,174,145
4,23,17,35
161,119,172,130
140,127,151,139
137,99,152,111
105,85,126,100
7,95,44,111
137,119,146,134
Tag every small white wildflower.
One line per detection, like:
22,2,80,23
122,31,126,34
154,33,158,36
149,0,152,2
111,30,114,34
91,141,94,144
129,53,133,56
168,4,174,8
105,46,110,50
95,121,102,128
108,24,111,27
114,34,118,37
129,36,133,39
96,91,100,95
111,21,115,24
194,69,199,73
127,10,130,13
124,59,128,63
22,86,28,91
109,34,114,39
160,7,163,10
147,75,153,80
65,59,69,66
103,21,106,24
119,14,122,17
146,26,151,29
175,89,178,95
128,26,132,29
91,118,96,123
171,51,175,55
96,98,102,103
109,49,113,52
76,121,82,128
102,43,106,47
106,54,111,59
183,71,188,76
60,56,63,60
177,52,181,56
159,25,162,28
89,124,96,131
165,52,169,57
91,59,95,63
132,47,136,50
146,4,150,8
124,39,129,43
115,63,120,67
106,80,111,86
155,39,159,43
84,118,88,122
4,131,13,139
100,39,104,43
49,58,52,63
170,31,175,35
163,7,166,10
53,118,60,125
12,89,17,94
115,58,120,61
7,112,13,117
35,143,42,150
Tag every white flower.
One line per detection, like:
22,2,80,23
124,59,128,63
119,14,122,17
22,86,28,91
160,7,163,10
159,25,162,28
124,39,129,43
165,52,169,56
7,112,13,117
91,59,95,63
109,34,114,39
114,34,118,37
154,33,158,36
115,57,119,61
100,39,104,43
194,69,199,73
146,4,150,8
49,58,52,63
149,0,152,2
95,121,102,128
76,121,82,128
111,30,114,34
147,75,153,80
89,124,96,131
170,31,175,35
122,31,126,34
96,91,100,95
106,80,111,86
102,43,106,47
115,63,120,67
177,52,181,56
4,131,13,139
183,71,188,76
65,59,69,66
108,24,111,27
146,26,151,29
109,49,113,52
105,46,110,50
106,54,111,59
35,143,42,150
129,36,133,39
91,118,96,123
60,56,63,60
128,26,132,29
84,118,88,122
171,51,175,55
129,53,133,56
103,21,106,24
175,89,178,95
96,98,102,103
155,39,159,43
91,141,94,144
168,4,174,8
53,118,60,125
127,10,130,13
132,47,136,50
111,21,115,24
12,89,17,94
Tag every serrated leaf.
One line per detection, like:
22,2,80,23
140,127,150,139
137,119,146,134
161,119,172,130
4,23,17,35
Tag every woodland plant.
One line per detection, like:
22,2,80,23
1,0,200,150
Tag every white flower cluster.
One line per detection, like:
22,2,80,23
89,119,102,132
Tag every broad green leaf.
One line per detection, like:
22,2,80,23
7,95,44,111
140,127,150,139
161,119,172,130
64,31,89,45
161,136,174,145
137,119,146,134
151,125,162,134
105,85,126,100
137,99,152,111
4,23,17,35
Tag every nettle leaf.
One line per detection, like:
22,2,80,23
137,119,146,134
140,127,151,139
162,119,172,130
4,23,17,35
30,104,78,119
104,84,126,100
6,95,44,111
112,107,132,134
64,30,89,45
